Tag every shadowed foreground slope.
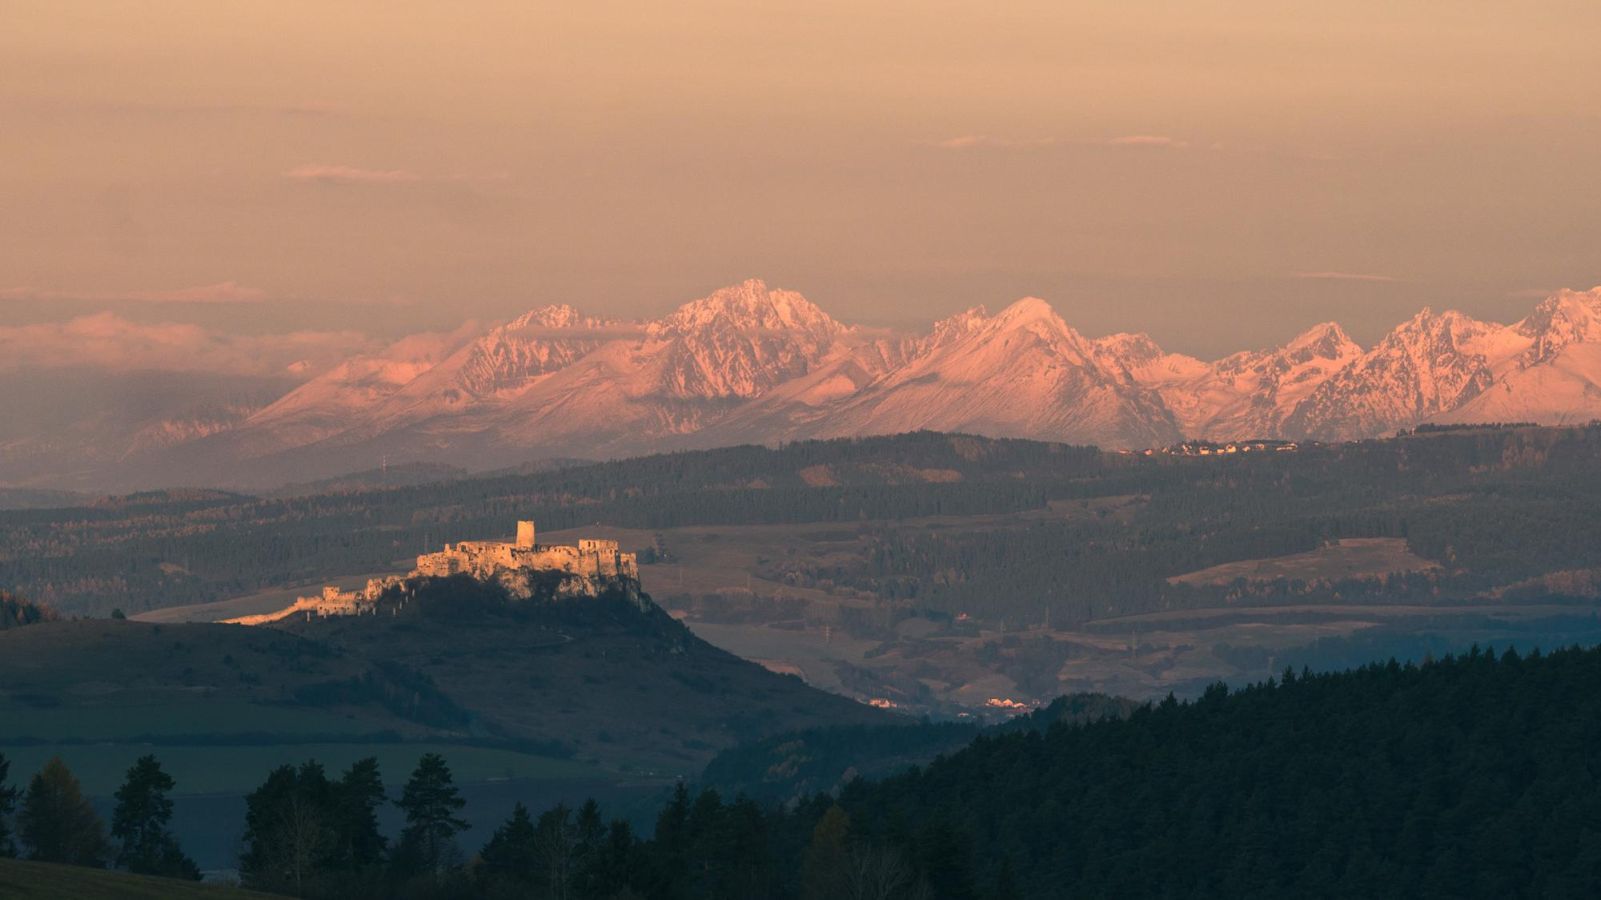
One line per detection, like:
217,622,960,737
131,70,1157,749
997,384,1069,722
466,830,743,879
278,574,893,772
0,858,274,899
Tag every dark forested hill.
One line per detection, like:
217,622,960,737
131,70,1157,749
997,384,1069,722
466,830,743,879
817,645,1601,898
494,644,1601,899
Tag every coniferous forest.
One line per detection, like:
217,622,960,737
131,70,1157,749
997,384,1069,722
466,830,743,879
8,642,1598,897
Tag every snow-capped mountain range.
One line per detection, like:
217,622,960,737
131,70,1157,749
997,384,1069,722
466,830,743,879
10,279,1601,490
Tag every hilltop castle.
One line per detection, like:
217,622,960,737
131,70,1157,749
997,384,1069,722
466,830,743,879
413,520,639,582
226,520,640,625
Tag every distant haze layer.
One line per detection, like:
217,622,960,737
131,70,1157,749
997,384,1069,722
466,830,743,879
2,2,1600,358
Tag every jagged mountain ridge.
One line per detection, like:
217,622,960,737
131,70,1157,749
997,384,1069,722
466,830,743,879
21,280,1601,489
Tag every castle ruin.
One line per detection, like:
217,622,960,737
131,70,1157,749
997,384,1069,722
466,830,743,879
226,520,640,626
413,519,639,582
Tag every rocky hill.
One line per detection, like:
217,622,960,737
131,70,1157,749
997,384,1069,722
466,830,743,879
275,575,892,772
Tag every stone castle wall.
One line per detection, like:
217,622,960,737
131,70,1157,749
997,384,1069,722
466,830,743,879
230,520,638,626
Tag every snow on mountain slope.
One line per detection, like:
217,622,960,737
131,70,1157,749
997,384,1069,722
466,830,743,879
409,279,853,455
1282,309,1514,441
1091,333,1210,386
20,281,1601,491
804,298,1183,448
1433,288,1601,426
237,323,483,451
692,336,917,445
355,305,624,431
1145,323,1364,439
648,279,847,400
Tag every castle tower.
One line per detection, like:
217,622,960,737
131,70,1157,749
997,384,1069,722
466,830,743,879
516,520,536,549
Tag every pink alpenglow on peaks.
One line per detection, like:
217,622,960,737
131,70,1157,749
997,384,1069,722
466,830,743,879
15,282,1601,490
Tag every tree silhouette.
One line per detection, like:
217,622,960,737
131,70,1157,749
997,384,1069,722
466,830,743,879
111,754,198,879
239,761,336,896
0,752,17,858
332,756,388,871
478,802,538,892
392,753,468,878
18,757,110,867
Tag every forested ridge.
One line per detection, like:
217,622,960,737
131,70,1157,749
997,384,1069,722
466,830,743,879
7,426,1601,622
13,642,1593,898
469,643,1601,898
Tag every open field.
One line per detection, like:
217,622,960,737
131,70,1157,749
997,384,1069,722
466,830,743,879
0,700,380,742
0,859,274,899
1168,537,1440,586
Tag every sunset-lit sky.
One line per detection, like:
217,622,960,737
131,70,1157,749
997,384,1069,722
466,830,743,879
4,1,1600,367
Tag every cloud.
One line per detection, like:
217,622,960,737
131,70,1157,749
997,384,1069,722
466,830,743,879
1104,134,1189,148
0,281,269,304
0,313,374,377
283,164,423,185
934,135,1060,150
1292,271,1399,283
931,134,1190,151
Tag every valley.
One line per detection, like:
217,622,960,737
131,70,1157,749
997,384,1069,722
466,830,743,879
6,426,1601,886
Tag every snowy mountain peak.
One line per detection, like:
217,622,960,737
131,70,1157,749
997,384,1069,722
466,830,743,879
925,306,992,346
1094,332,1166,365
1284,322,1358,357
649,281,847,400
993,296,1061,325
656,279,844,339
1515,288,1601,365
504,304,605,332
79,280,1601,491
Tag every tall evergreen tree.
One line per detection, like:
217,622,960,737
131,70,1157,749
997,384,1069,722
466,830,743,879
17,757,110,867
392,752,469,878
534,802,578,900
331,756,388,870
0,752,17,858
111,754,198,879
478,802,539,892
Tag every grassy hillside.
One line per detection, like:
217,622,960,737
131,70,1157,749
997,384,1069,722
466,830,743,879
0,858,273,899
0,619,468,744
280,576,891,773
0,577,890,795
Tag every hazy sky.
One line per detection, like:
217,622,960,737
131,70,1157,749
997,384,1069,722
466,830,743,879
4,1,1600,366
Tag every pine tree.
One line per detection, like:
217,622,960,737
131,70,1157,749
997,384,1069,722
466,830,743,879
111,754,199,879
392,752,469,877
0,752,17,858
534,803,577,900
478,802,538,889
18,757,110,867
332,757,387,870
